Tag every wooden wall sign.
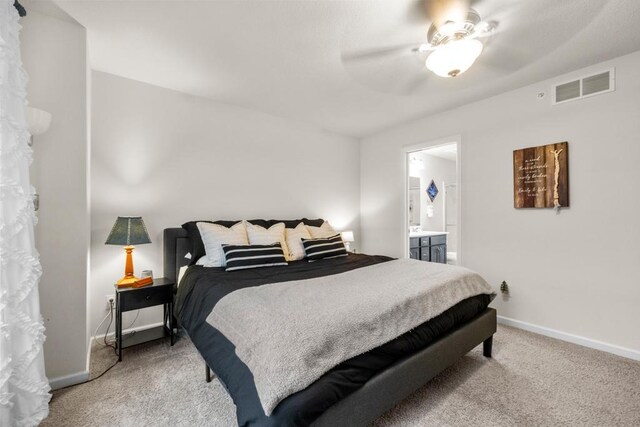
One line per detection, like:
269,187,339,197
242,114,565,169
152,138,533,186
513,142,569,209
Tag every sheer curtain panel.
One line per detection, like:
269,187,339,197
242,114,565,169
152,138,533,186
0,2,51,426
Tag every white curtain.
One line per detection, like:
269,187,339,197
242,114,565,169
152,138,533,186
0,2,51,426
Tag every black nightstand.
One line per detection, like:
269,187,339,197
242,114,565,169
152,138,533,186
114,277,176,361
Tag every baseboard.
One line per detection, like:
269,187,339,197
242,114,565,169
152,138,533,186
51,322,167,392
48,370,90,391
497,315,640,361
91,321,165,342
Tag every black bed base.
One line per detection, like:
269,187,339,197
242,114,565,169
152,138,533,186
203,308,496,426
313,308,496,426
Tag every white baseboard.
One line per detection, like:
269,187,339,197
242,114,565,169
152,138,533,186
48,322,168,392
48,370,90,391
91,321,165,342
497,315,640,361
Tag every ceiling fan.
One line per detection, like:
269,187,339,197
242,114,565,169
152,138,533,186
416,7,497,78
340,0,503,94
341,0,611,95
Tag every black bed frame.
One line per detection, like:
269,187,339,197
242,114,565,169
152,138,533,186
163,227,496,427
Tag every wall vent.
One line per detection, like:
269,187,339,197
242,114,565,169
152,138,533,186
552,68,615,105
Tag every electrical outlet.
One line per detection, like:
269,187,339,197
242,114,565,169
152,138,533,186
105,294,115,311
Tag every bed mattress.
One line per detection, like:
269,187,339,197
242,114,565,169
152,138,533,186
176,254,492,427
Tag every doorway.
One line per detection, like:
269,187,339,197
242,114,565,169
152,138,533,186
403,137,461,265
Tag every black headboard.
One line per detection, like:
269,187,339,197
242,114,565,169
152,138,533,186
163,228,191,284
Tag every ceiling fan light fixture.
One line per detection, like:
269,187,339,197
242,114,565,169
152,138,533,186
425,38,483,78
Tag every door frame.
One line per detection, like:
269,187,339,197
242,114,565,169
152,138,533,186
401,135,462,264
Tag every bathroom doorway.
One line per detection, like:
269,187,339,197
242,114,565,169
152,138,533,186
403,137,460,265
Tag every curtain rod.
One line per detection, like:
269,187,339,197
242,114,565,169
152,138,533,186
14,0,27,17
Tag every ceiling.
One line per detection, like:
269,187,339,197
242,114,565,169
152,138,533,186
421,143,457,161
48,0,640,138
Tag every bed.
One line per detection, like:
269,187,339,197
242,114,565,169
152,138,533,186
163,225,496,427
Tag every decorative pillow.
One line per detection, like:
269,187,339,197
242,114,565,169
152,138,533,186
247,218,324,229
285,222,312,261
196,222,249,267
222,243,288,272
302,234,348,261
182,220,241,265
306,221,337,239
245,222,291,260
183,218,325,264
177,265,189,286
195,256,214,267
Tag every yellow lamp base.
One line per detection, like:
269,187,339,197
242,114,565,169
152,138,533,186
116,275,139,288
116,245,138,288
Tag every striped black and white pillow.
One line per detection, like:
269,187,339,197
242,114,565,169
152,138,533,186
302,234,348,261
222,243,288,272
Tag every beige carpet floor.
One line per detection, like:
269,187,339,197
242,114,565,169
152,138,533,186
42,325,640,427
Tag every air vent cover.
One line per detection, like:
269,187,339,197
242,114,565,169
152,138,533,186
555,80,580,103
553,68,615,105
582,72,610,95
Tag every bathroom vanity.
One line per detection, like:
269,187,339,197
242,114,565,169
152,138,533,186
409,231,448,264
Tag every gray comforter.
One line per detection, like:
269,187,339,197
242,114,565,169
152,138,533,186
207,258,494,415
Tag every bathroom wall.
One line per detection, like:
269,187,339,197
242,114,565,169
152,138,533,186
408,177,420,227
417,152,456,243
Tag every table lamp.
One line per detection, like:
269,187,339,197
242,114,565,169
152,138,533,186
105,216,151,287
341,230,355,252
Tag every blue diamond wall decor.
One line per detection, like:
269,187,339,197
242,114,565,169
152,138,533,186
427,180,439,202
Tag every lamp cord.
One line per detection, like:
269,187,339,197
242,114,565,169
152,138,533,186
92,310,112,348
50,358,120,396
53,304,123,395
52,302,144,396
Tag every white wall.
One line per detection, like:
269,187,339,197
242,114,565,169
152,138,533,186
20,11,90,382
90,71,361,334
361,51,640,353
417,153,456,237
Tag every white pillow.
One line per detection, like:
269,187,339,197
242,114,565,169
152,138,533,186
306,221,337,239
196,256,212,267
177,265,189,285
196,222,248,267
246,222,291,260
285,222,312,261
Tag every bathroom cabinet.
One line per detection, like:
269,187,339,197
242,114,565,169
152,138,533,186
409,233,447,264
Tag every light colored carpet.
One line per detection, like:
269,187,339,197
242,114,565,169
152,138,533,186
42,325,640,427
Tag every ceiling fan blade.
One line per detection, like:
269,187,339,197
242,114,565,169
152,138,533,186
475,0,607,74
341,45,433,96
398,71,433,96
341,43,420,63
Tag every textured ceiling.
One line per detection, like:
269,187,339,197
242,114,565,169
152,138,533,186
52,0,640,138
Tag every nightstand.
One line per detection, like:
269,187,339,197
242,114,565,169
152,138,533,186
114,277,176,361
